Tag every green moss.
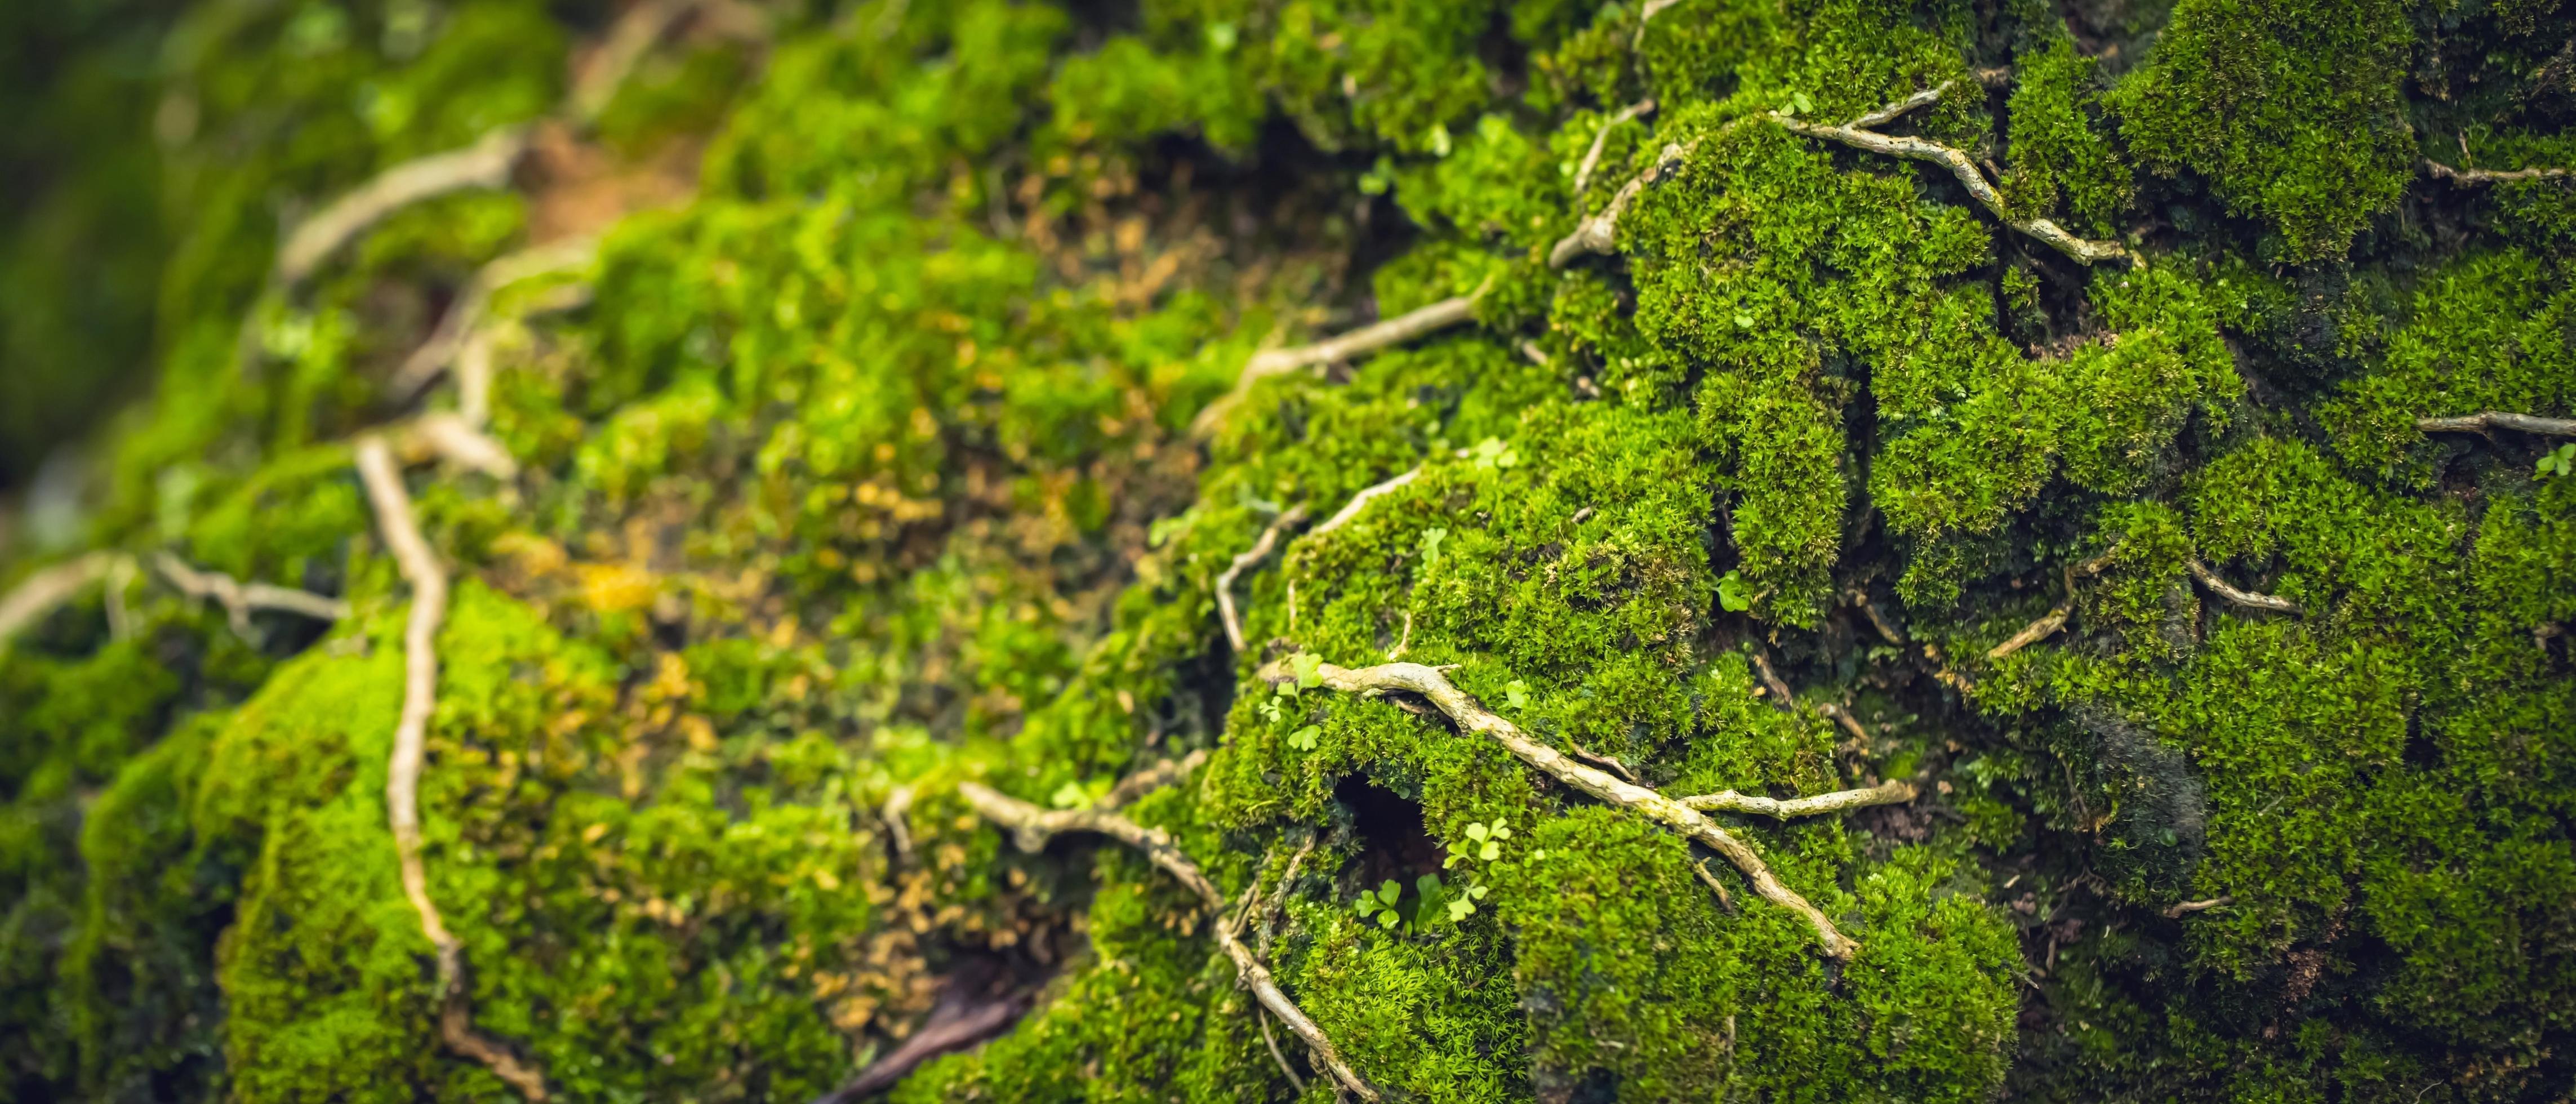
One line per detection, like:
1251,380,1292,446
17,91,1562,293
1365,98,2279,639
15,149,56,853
2108,0,2415,260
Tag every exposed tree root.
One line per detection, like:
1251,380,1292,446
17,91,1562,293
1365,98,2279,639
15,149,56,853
392,235,599,404
2415,410,2576,437
957,783,1384,1101
1573,99,1657,194
354,437,550,1101
1770,84,2134,266
1680,780,1917,818
1216,505,1309,654
1191,292,1485,438
1549,140,1694,268
2186,560,2298,615
1260,658,1861,959
276,128,533,288
153,553,349,637
1849,587,1907,644
0,552,114,652
2422,159,2572,186
2163,896,2233,919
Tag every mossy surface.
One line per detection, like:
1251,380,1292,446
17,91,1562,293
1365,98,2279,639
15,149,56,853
4,0,2575,1101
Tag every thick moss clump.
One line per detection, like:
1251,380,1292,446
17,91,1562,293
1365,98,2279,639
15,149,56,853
3,0,2574,1101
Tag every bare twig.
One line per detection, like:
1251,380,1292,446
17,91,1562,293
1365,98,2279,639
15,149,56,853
1770,84,2133,266
392,235,599,404
153,553,349,638
1689,858,1735,911
1192,292,1486,438
1217,505,1310,654
276,128,532,287
957,784,1383,1100
355,437,549,1101
2415,411,2576,437
401,413,519,480
2186,560,2298,615
1098,749,1210,811
0,552,113,652
1986,602,2070,660
1302,468,1422,545
2163,895,2233,919
2422,159,2572,186
1573,99,1657,194
1567,742,1640,784
1549,140,1695,268
1260,659,1859,959
1257,1011,1307,1095
1679,780,1918,818
1817,701,1872,746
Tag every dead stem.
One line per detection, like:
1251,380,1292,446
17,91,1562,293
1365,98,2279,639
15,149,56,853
354,437,549,1101
957,783,1383,1100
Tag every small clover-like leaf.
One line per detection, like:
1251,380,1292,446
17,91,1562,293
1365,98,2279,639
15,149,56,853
1378,879,1402,905
1718,569,1752,613
1467,884,1488,900
1504,679,1529,709
1377,910,1402,929
1291,651,1324,689
1479,840,1502,861
1447,898,1476,921
1419,526,1449,569
1049,781,1088,809
1286,725,1320,751
1792,90,1814,114
1466,822,1489,842
1492,824,1510,840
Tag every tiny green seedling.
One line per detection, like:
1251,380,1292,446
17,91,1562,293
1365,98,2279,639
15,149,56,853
1470,437,1519,471
1440,818,1517,921
1504,679,1529,710
1419,527,1449,569
2539,443,2575,479
1718,570,1752,613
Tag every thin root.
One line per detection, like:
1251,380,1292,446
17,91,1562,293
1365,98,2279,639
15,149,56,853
1549,140,1696,268
277,128,532,287
958,783,1383,1100
0,553,114,652
355,437,549,1101
2186,560,2298,615
1770,84,2134,266
1098,749,1211,811
1987,602,2071,660
1572,99,1657,194
1260,659,1861,959
2163,896,2234,919
1217,506,1310,654
2415,410,2576,437
1191,291,1485,438
2422,159,2572,186
153,553,350,638
392,235,599,406
1679,780,1918,819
